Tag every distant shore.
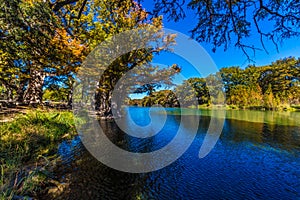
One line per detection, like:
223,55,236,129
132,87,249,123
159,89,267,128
128,103,300,112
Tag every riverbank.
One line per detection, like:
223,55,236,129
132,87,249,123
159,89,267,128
190,104,300,111
0,110,79,199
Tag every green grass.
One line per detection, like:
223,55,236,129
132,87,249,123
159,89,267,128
0,109,79,199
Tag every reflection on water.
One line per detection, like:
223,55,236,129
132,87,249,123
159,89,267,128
55,107,300,199
169,108,300,126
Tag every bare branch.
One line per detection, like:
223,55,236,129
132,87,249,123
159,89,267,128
52,0,79,12
70,0,88,20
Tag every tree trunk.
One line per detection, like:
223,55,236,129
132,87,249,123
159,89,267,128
23,69,45,105
95,89,113,118
67,88,73,109
67,79,74,109
16,80,27,103
94,74,123,119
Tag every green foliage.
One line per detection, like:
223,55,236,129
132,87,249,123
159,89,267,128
43,88,69,102
174,77,210,106
263,84,276,110
132,57,300,110
50,0,300,59
227,84,263,108
0,0,85,104
129,90,179,107
214,91,226,105
222,57,300,110
0,0,299,113
0,0,178,117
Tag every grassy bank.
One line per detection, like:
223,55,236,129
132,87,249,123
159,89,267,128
0,110,78,199
196,104,300,111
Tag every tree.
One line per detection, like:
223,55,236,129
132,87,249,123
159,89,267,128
174,74,224,106
220,66,245,94
227,84,262,108
263,84,277,110
258,57,300,94
130,56,299,109
150,0,300,59
174,80,200,107
48,0,300,59
0,0,178,117
175,77,210,105
106,63,180,116
286,85,300,105
205,73,224,105
63,0,179,117
0,0,85,105
0,50,19,101
136,90,179,107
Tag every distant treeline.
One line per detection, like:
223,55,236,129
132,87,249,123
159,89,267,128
129,57,300,110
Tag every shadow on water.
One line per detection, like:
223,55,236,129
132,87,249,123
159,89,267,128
53,107,300,199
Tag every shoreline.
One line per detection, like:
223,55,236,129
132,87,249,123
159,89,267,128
0,110,78,200
128,104,300,112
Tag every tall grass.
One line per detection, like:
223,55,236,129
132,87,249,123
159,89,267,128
0,109,78,199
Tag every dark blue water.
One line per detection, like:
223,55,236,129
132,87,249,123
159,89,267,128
56,107,300,199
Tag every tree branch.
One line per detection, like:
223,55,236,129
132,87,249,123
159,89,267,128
52,0,79,12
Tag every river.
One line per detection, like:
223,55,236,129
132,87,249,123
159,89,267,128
54,107,300,199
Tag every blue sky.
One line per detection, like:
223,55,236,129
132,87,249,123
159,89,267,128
130,2,300,99
141,1,300,67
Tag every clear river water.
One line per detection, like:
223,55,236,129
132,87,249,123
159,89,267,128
55,107,300,199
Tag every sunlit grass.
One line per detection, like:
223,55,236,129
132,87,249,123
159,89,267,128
0,109,79,199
